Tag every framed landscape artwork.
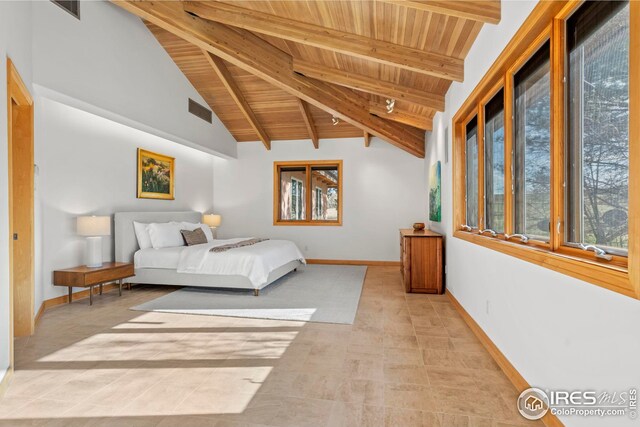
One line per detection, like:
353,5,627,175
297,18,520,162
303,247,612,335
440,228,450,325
137,148,175,200
429,161,441,222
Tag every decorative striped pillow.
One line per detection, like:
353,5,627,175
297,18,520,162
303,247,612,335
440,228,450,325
180,228,208,246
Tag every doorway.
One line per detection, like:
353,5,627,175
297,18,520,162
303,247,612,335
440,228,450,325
7,57,34,361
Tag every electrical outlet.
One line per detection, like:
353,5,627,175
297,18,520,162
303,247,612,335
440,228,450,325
304,245,309,251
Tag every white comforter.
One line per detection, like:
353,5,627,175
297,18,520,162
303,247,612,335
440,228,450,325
176,238,305,287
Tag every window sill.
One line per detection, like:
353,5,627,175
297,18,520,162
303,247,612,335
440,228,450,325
453,230,638,299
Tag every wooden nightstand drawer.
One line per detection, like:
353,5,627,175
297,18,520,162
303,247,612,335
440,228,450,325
83,264,134,286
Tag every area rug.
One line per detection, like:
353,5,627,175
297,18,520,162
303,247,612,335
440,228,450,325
131,264,367,324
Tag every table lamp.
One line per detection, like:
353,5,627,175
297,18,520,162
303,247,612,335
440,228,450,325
203,214,222,237
77,216,111,268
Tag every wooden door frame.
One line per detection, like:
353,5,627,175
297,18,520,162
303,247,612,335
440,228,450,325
6,57,35,372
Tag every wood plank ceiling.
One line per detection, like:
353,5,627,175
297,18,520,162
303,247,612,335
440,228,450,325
118,0,500,157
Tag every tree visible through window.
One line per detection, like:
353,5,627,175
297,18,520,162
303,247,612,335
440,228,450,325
514,41,551,240
485,89,505,232
291,178,304,220
567,1,629,252
465,118,479,228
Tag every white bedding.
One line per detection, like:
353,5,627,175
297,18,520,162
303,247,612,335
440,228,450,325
134,238,306,287
134,246,184,270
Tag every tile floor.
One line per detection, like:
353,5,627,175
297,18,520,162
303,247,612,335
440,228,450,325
0,267,542,427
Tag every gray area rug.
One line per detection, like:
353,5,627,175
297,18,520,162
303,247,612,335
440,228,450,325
131,264,367,324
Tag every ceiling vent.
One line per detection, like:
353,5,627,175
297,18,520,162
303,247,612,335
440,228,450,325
188,98,213,124
51,0,80,19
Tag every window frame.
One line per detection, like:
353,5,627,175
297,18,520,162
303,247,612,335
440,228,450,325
273,160,343,226
452,1,639,299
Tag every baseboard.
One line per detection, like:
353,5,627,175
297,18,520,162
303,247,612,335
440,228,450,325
36,282,123,326
306,259,400,267
34,302,45,327
447,292,564,427
0,368,13,398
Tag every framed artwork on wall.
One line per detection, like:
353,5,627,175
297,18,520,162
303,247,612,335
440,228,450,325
429,161,441,222
137,148,175,200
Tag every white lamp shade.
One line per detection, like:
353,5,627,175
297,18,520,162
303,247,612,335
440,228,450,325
203,214,222,227
77,216,111,236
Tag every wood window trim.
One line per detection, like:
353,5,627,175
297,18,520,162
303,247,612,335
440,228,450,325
273,160,343,226
452,1,640,299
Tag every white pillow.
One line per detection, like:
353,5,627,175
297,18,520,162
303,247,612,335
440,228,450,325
133,221,152,250
147,222,185,249
181,222,214,242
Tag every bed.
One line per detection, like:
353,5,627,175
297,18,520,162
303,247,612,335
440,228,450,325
114,211,304,295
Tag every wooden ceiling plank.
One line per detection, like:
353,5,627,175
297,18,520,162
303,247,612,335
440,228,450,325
379,0,501,25
297,99,319,149
203,52,271,150
112,0,425,157
370,103,433,130
293,59,445,111
182,1,463,81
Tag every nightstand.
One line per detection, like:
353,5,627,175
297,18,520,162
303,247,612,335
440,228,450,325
53,262,135,305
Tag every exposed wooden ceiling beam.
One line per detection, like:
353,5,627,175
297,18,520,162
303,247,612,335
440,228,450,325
182,1,463,82
293,59,445,111
203,52,271,150
113,1,425,157
370,104,433,131
379,0,501,25
364,132,371,148
296,99,319,149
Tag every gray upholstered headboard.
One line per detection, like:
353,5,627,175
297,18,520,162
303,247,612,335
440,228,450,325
114,211,201,263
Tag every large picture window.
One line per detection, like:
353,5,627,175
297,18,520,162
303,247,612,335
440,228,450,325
513,41,551,241
566,1,630,254
484,89,505,233
274,161,342,225
465,117,479,228
452,0,638,299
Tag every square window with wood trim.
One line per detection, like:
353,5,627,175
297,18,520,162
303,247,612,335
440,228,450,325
273,161,342,226
452,0,638,299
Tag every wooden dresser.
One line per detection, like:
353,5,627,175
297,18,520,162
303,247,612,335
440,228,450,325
400,229,444,294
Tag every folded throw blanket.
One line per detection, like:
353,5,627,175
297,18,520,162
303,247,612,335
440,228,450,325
210,238,269,253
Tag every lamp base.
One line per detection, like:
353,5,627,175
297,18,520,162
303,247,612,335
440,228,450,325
85,236,103,268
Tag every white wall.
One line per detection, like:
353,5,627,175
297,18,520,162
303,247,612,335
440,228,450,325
214,139,428,261
32,1,236,158
0,0,33,384
425,2,640,426
1,0,229,386
35,97,215,305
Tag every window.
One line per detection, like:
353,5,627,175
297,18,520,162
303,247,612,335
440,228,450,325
452,1,639,299
274,161,342,225
566,1,630,254
465,118,479,228
484,89,505,233
514,41,551,241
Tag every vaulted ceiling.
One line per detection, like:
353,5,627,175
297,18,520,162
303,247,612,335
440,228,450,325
113,0,501,157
